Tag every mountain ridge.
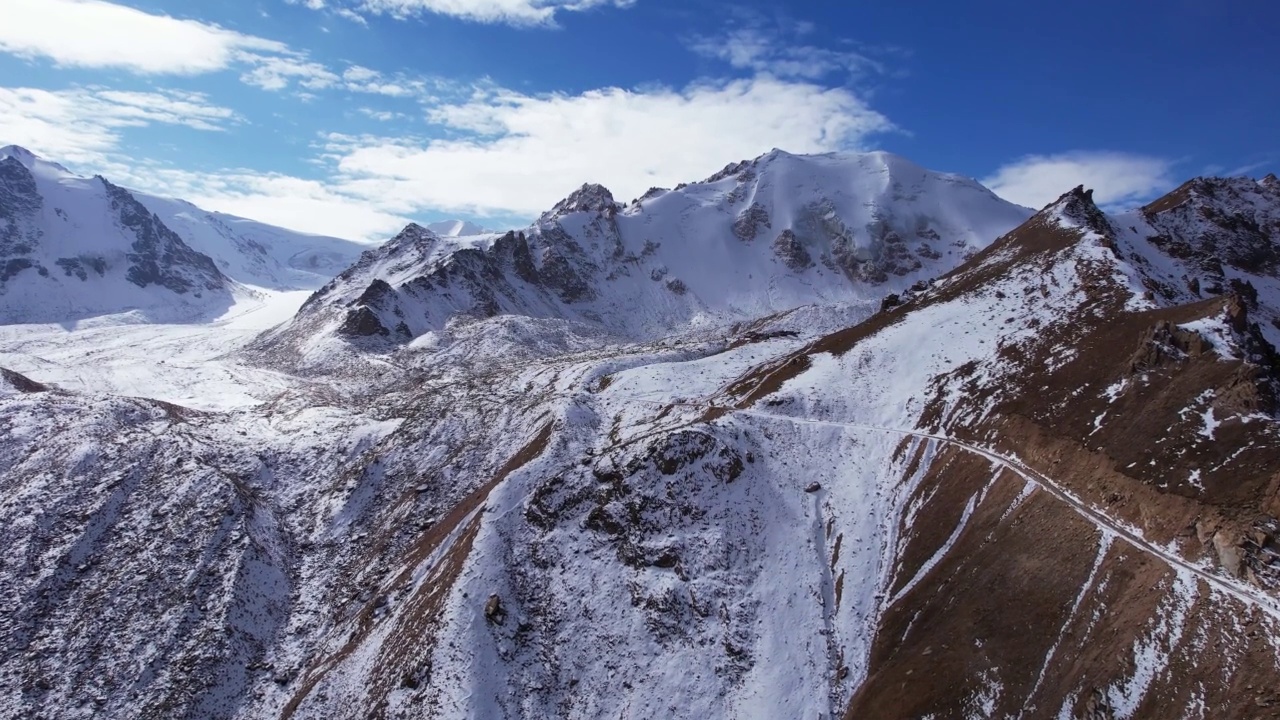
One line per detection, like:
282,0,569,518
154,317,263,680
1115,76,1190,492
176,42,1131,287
0,148,235,323
253,148,1033,370
3,145,1280,719
0,145,371,322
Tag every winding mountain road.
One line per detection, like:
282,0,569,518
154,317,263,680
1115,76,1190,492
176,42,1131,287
719,406,1280,623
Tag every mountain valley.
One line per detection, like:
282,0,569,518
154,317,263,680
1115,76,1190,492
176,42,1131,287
2,145,1279,720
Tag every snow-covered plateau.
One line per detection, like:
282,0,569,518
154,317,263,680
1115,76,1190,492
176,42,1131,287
3,146,1280,720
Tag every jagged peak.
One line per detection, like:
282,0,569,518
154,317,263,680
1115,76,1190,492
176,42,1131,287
397,221,432,236
545,183,618,218
703,158,758,184
384,222,440,250
1043,184,1112,235
1144,174,1280,217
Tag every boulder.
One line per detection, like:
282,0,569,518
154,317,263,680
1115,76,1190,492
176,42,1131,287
1213,530,1244,577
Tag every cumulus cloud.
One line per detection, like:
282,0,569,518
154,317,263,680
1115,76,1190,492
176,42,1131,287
0,86,237,164
685,11,896,84
241,57,340,91
0,0,357,93
982,151,1177,210
0,2,896,240
329,75,893,217
10,72,891,240
341,66,426,97
357,108,408,122
0,0,286,74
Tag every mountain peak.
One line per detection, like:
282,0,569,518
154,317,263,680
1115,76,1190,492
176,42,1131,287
0,144,72,175
388,222,439,247
703,158,757,184
546,183,618,218
1262,173,1279,190
0,145,36,164
1045,184,1110,232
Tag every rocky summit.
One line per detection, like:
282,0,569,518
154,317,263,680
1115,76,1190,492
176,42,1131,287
3,147,1280,720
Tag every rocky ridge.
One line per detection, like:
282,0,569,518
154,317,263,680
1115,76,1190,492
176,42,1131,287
2,155,1280,719
0,145,370,325
253,149,1031,371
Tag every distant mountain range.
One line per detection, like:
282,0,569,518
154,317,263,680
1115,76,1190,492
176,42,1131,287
0,145,491,325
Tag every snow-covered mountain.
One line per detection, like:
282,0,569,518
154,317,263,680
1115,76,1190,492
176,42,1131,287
136,193,367,292
0,146,233,323
0,145,367,324
1119,173,1280,348
257,149,1031,367
3,152,1280,720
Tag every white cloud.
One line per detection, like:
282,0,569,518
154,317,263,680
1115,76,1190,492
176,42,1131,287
241,56,340,91
341,66,425,97
23,73,890,240
0,86,237,164
687,13,888,82
329,75,893,217
358,108,407,122
0,34,894,239
689,27,882,80
982,151,1176,210
336,8,369,25
310,0,635,27
0,0,285,74
121,167,412,241
0,0,349,93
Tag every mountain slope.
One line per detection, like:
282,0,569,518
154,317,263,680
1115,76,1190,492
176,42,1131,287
3,162,1280,720
1116,174,1280,349
713,184,1280,718
255,150,1031,368
135,193,367,292
0,145,369,325
0,146,233,323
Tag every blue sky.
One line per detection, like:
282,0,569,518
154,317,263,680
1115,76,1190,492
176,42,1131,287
1,0,1276,241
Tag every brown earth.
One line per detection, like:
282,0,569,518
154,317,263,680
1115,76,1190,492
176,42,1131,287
704,186,1280,718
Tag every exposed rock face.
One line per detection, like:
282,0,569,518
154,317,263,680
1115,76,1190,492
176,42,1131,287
255,150,1030,369
338,305,390,337
545,183,619,217
16,157,1280,719
1142,176,1280,298
0,158,41,217
0,148,235,321
1214,530,1245,577
0,366,47,393
533,226,597,303
484,594,505,625
492,230,539,285
772,229,813,270
0,158,43,262
100,179,226,296
731,203,770,241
